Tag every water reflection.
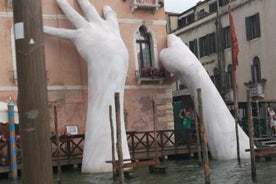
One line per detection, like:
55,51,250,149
1,159,276,184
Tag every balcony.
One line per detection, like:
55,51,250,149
135,68,165,85
224,89,234,102
244,79,266,99
130,0,161,13
6,0,13,8
249,83,264,98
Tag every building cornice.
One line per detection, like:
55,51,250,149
0,84,171,92
0,12,166,26
173,0,251,35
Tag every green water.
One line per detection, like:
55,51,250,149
1,159,276,184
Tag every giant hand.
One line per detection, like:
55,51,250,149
44,0,130,173
160,34,250,160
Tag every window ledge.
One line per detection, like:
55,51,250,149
136,77,164,85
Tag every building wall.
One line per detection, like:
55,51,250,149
169,0,276,105
0,0,174,135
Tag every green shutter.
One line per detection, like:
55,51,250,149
245,16,251,40
256,13,261,38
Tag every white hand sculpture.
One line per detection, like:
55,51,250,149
44,0,130,173
160,34,250,160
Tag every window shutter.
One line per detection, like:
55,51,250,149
245,17,251,40
256,13,261,38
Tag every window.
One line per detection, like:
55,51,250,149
136,26,153,73
209,2,218,13
178,18,186,28
218,0,228,7
186,14,195,25
222,26,230,49
226,64,233,90
199,33,216,57
245,13,261,41
178,14,194,28
189,39,198,57
251,57,261,83
198,9,208,19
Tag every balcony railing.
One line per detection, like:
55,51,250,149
130,0,161,13
249,83,264,98
244,79,266,99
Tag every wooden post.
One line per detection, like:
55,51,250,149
114,93,124,184
255,99,261,137
197,88,210,184
109,105,116,181
12,0,54,183
194,111,202,166
247,90,257,182
152,99,159,164
54,106,62,184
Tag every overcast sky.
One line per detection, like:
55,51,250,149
164,0,203,13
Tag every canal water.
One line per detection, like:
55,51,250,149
1,158,276,184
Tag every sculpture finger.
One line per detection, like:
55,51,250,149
56,0,88,28
103,6,119,31
167,34,185,48
77,0,101,22
44,26,76,40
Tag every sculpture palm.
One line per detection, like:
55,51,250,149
44,0,130,173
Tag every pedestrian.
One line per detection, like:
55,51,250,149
179,106,193,147
268,107,276,135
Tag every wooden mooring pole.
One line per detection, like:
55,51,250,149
8,98,17,179
54,106,62,184
109,105,116,181
114,93,124,184
197,88,210,184
152,99,159,164
247,90,257,182
194,111,202,166
12,0,54,182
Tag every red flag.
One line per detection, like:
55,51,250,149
228,3,239,71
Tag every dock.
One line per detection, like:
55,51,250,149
246,137,276,158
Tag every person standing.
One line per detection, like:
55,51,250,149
268,107,276,135
179,106,193,147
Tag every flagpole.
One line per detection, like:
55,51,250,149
228,0,241,165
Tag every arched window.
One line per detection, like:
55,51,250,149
226,64,232,90
136,26,153,72
251,56,261,83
